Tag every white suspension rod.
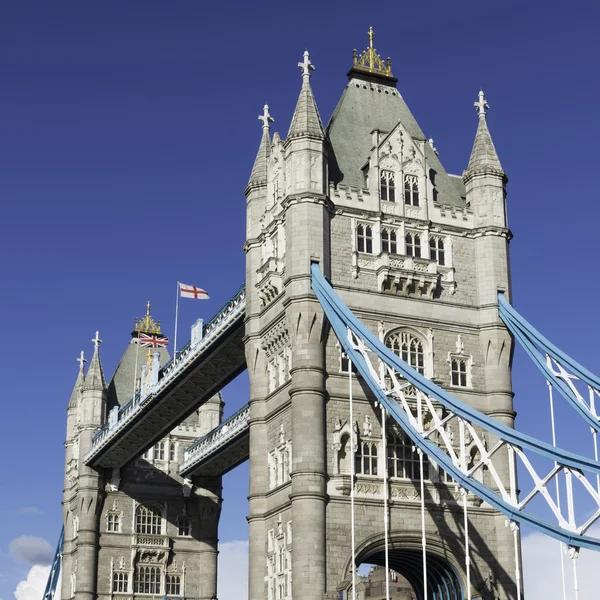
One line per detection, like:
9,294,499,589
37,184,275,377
568,546,580,600
381,404,390,600
510,521,521,600
548,382,567,600
419,450,428,600
459,419,471,600
349,361,357,600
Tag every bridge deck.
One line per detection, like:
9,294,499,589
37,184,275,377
180,404,250,477
84,286,246,469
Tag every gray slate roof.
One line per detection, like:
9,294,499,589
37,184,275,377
84,347,106,392
107,340,170,409
288,79,325,139
248,128,271,187
467,115,503,172
326,78,465,208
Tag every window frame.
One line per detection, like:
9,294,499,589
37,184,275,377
135,504,163,536
405,232,421,258
134,565,161,595
387,433,430,480
404,174,420,206
106,512,120,533
380,170,396,203
165,574,182,596
356,223,373,254
381,228,398,254
429,236,445,265
112,572,129,594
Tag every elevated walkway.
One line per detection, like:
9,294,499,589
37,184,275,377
84,285,246,468
180,404,250,477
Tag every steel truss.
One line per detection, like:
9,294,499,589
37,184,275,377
311,264,600,552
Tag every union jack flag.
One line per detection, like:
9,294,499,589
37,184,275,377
139,333,169,348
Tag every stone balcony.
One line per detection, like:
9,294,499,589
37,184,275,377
256,256,285,308
354,252,455,298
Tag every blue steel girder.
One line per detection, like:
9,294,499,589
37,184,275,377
180,404,250,477
498,293,600,433
42,527,63,600
311,264,600,552
84,286,246,469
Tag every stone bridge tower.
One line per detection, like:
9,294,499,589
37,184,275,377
61,306,224,600
244,32,516,600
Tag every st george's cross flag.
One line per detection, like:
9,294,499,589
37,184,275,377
179,282,210,300
139,333,169,348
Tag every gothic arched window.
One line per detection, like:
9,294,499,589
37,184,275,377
165,575,181,596
380,170,396,202
387,434,429,480
135,504,162,535
357,224,373,254
429,237,445,265
405,232,421,258
404,174,420,206
382,228,398,254
134,566,161,594
177,516,191,537
153,441,165,461
385,330,425,375
169,441,176,461
112,572,128,593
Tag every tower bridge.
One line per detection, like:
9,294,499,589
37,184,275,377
49,31,600,600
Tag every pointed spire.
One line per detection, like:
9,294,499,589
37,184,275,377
68,351,87,408
83,331,106,391
288,51,324,140
467,90,503,173
248,104,273,186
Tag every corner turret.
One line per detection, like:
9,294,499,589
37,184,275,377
248,104,273,188
463,90,507,228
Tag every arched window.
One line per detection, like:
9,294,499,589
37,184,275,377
405,232,421,257
429,237,445,265
451,358,468,387
404,174,419,206
135,504,162,535
356,224,373,254
169,442,176,461
338,434,351,474
385,331,425,375
106,512,120,532
134,566,161,594
112,572,128,593
382,228,397,254
355,442,378,475
165,574,181,596
387,434,429,480
177,516,191,537
380,170,396,202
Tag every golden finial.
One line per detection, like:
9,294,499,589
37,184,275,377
352,27,393,78
146,348,154,366
134,301,162,334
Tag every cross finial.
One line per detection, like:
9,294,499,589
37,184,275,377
258,104,274,130
368,26,374,49
77,350,87,370
298,50,315,80
92,331,102,350
146,300,151,316
475,90,489,117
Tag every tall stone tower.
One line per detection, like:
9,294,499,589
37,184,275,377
244,31,516,600
61,305,224,600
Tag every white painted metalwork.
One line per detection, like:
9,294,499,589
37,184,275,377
345,328,600,544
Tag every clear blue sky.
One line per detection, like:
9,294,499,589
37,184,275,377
2,1,600,597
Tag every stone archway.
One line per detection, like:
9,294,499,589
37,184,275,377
341,533,466,600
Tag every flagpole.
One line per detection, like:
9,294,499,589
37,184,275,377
174,281,180,366
132,324,140,399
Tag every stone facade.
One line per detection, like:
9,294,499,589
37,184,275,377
244,34,516,600
61,313,224,600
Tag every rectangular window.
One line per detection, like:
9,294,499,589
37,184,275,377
451,359,468,387
356,224,373,254
177,517,191,537
112,573,128,593
340,350,358,374
107,513,120,532
405,233,421,258
387,436,429,480
134,566,161,594
429,237,445,265
382,229,398,254
355,443,378,476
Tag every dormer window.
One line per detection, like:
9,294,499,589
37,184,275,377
405,232,421,258
380,170,396,202
356,224,373,254
404,174,419,206
429,237,445,265
381,228,397,254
